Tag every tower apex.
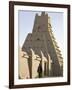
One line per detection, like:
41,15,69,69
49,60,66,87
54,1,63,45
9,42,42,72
41,12,45,15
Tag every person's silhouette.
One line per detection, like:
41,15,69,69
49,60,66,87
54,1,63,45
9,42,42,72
37,61,42,78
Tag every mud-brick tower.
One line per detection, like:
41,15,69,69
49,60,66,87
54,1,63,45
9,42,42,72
22,12,63,77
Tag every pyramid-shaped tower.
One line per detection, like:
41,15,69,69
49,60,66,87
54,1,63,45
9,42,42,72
22,12,63,77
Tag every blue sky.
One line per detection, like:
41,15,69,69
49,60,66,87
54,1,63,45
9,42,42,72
18,11,64,57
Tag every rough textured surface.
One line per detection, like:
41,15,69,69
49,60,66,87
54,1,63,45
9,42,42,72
19,12,63,79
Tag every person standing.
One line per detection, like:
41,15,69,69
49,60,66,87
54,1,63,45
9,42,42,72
37,61,42,78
